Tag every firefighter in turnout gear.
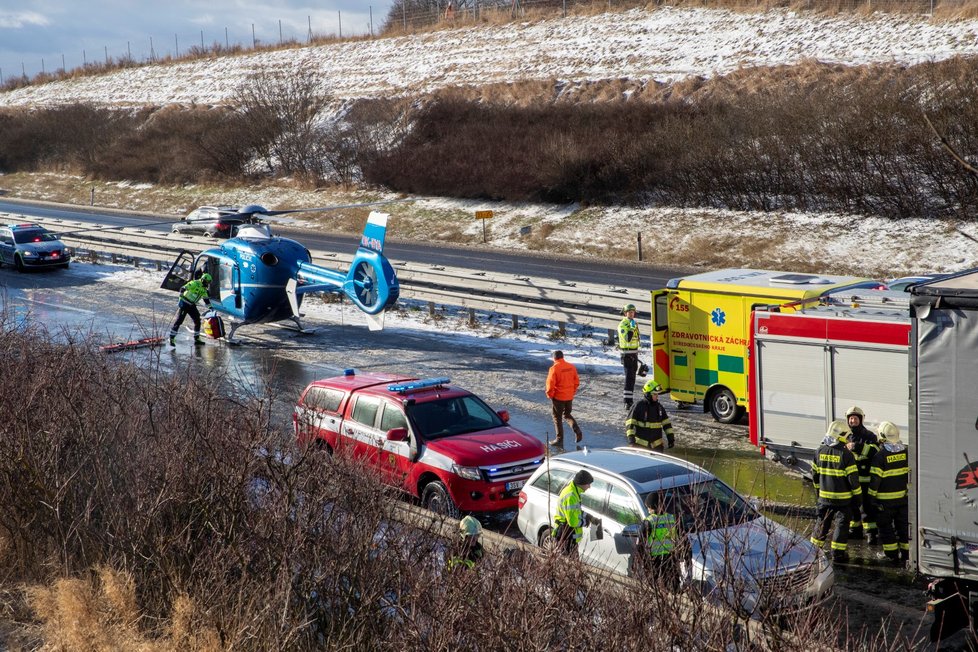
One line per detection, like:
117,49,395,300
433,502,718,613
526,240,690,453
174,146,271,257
869,421,910,566
625,380,675,452
447,516,485,570
618,303,641,408
552,470,598,556
169,272,213,346
811,420,862,563
845,406,880,543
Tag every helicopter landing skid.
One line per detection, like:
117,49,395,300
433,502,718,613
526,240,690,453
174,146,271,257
284,316,317,335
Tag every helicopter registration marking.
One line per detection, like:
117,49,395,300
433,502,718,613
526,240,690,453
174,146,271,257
361,235,383,252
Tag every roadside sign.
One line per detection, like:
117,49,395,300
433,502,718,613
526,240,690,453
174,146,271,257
475,210,493,242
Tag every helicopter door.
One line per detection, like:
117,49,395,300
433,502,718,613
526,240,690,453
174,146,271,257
159,251,195,292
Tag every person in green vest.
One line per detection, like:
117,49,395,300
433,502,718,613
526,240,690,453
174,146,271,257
169,272,213,346
618,303,642,409
552,469,598,556
632,492,681,589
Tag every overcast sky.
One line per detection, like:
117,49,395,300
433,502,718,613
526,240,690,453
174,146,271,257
0,1,393,82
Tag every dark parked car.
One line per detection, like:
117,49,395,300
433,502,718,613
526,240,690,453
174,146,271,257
0,223,70,270
171,206,262,238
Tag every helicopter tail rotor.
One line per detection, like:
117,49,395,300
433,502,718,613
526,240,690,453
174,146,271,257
291,212,400,328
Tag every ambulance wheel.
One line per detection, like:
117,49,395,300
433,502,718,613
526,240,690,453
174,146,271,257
422,481,460,518
709,387,740,424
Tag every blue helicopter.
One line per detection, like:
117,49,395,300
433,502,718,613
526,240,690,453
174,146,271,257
160,206,400,341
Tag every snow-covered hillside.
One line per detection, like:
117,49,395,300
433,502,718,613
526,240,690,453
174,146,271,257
1,7,977,108
2,6,978,279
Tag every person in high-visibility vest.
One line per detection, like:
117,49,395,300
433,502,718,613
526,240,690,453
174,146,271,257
633,492,680,589
552,469,598,556
869,421,910,567
618,303,641,408
447,515,485,571
169,272,213,346
811,420,862,564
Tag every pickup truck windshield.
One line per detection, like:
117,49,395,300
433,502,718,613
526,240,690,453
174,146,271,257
406,395,504,440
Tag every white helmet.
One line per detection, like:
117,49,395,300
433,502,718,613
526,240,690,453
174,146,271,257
845,406,866,419
826,419,852,443
877,421,902,444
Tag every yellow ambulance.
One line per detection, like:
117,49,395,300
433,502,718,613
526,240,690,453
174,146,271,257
650,269,873,424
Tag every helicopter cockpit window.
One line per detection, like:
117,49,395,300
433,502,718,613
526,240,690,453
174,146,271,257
260,252,279,266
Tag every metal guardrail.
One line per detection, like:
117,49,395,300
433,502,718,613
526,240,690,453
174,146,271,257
14,216,652,333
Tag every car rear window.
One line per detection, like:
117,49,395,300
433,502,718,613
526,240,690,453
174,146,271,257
302,387,344,413
620,465,700,485
530,468,574,495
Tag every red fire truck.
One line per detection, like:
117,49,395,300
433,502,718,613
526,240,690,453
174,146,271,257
747,289,910,475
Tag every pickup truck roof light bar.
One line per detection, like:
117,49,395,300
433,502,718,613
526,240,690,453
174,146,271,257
388,377,451,393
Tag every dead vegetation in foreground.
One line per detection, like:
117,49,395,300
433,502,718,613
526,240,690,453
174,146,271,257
0,318,930,650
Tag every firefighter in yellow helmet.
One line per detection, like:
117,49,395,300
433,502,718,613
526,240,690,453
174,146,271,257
618,303,641,408
845,406,880,544
447,515,484,570
869,421,910,566
811,420,862,563
625,380,675,452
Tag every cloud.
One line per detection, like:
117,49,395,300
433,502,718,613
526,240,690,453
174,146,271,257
0,11,49,29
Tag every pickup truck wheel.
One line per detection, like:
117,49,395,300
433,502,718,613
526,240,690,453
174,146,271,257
421,481,460,518
313,439,333,456
709,387,740,424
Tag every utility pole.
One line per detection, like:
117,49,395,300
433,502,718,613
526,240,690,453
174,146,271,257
338,11,342,38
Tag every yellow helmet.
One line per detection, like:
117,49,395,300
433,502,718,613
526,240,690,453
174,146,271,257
826,419,852,443
459,515,482,538
877,421,902,444
643,380,663,395
845,406,865,419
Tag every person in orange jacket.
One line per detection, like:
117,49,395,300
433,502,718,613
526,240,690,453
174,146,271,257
546,350,584,450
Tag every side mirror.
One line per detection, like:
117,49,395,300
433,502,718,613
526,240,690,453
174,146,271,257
386,427,409,442
622,523,642,538
497,410,510,423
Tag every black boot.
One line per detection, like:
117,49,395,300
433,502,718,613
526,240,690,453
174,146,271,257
832,550,849,564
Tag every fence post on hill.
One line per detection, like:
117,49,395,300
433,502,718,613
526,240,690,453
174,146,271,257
637,232,643,261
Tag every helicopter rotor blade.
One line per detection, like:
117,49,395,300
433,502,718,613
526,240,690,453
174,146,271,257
245,198,413,217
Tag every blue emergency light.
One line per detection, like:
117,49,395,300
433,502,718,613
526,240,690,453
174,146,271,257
387,377,451,393
344,368,356,376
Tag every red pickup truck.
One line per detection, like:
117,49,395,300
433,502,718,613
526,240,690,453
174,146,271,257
293,371,546,517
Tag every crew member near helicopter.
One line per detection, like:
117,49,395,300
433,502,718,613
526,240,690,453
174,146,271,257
169,272,212,346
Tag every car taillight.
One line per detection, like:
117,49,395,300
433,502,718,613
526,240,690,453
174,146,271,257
518,490,527,509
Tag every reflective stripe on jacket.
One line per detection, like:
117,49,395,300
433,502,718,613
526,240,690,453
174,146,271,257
868,445,909,504
546,358,580,401
553,481,585,543
642,512,676,557
179,279,210,305
618,317,640,352
625,399,674,449
811,442,862,505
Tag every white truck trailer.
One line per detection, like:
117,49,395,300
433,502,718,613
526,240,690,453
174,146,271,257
910,271,978,641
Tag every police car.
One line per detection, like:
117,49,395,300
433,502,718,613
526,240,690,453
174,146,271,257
0,223,71,270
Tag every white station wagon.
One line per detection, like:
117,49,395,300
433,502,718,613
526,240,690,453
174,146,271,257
516,447,833,615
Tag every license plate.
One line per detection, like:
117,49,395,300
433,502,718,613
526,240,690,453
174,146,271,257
505,480,525,492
